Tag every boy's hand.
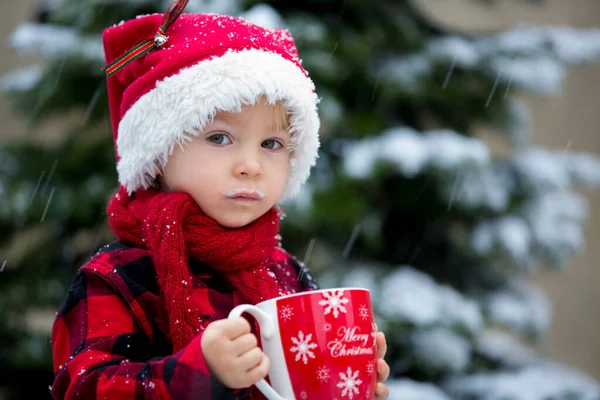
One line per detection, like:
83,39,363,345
201,317,270,389
374,326,390,399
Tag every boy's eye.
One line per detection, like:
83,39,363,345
262,139,283,150
208,134,231,145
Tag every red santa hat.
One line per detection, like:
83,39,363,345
102,1,320,200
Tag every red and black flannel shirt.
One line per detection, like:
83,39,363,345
51,241,319,400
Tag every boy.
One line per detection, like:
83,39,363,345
51,2,390,399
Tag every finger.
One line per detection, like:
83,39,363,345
231,332,258,356
376,358,390,382
376,332,387,359
237,347,264,371
247,353,270,384
213,317,252,339
374,382,390,399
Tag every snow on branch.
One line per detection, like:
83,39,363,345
471,215,533,268
162,0,240,15
379,267,483,334
411,327,471,374
375,25,600,95
477,25,600,64
239,4,285,29
0,65,45,93
485,283,551,337
9,23,103,63
11,23,78,57
525,191,587,266
474,330,540,368
469,189,588,270
442,147,600,214
387,379,451,400
343,127,490,179
442,164,513,212
443,362,600,400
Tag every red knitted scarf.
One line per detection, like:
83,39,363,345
106,186,282,352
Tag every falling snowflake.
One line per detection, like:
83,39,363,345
318,290,349,318
359,304,370,320
337,367,363,399
280,305,294,321
367,361,375,376
324,323,332,332
317,366,330,383
289,331,318,364
300,391,308,399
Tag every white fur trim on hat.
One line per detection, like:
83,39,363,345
116,48,320,200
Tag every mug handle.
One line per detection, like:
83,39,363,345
228,305,290,400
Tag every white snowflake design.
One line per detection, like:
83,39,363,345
279,305,294,321
359,304,370,320
317,366,330,383
289,331,318,364
367,361,375,376
336,367,363,399
318,290,350,318
324,323,332,332
300,391,308,399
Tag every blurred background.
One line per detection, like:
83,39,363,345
1,0,600,399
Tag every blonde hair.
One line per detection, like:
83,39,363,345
255,95,289,132
272,101,290,132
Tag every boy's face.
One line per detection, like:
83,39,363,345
160,101,291,228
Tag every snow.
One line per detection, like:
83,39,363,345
444,361,600,400
471,216,532,266
239,4,285,29
379,267,483,334
10,23,79,58
450,165,513,212
79,36,105,63
93,0,154,4
340,267,380,294
318,92,344,123
286,16,326,43
9,23,104,64
411,328,471,373
427,36,480,67
474,330,539,368
525,191,587,266
426,130,490,171
479,25,600,64
505,99,532,145
169,0,239,14
387,379,451,400
376,53,431,92
486,284,551,337
564,152,600,187
513,149,571,192
0,65,44,93
376,25,600,95
343,127,489,179
512,147,600,191
490,56,566,95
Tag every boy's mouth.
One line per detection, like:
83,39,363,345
222,188,265,201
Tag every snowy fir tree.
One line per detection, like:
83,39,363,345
2,0,600,398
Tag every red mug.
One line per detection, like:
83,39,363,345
228,288,377,400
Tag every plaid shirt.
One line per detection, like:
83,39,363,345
51,242,319,400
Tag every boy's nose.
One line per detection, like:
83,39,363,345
233,157,263,179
